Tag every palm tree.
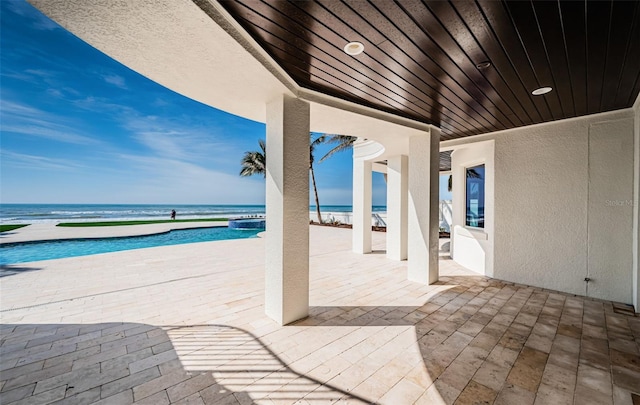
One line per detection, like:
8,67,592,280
309,136,324,223
239,136,326,224
239,139,266,178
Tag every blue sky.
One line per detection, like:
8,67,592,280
1,0,449,206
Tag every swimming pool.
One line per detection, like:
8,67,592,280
0,227,261,265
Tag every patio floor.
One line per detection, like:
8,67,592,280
1,226,639,404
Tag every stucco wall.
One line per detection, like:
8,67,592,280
443,109,635,304
450,141,494,276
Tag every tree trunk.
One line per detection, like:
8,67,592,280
310,163,322,223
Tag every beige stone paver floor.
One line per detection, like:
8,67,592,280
1,226,639,404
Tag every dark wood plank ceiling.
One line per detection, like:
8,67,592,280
217,0,640,140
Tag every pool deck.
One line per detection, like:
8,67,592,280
1,226,639,404
0,222,228,244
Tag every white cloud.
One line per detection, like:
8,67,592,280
0,150,83,171
0,100,101,145
114,153,265,204
103,74,127,89
5,1,60,31
124,114,230,162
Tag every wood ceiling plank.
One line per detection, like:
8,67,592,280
613,2,640,108
600,1,639,111
217,0,640,140
558,1,588,117
529,0,575,118
413,0,522,127
503,1,565,121
477,0,554,123
585,1,611,115
319,0,497,133
452,0,539,125
359,0,507,132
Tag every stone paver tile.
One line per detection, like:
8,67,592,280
414,383,446,405
172,391,205,405
580,348,611,370
52,386,101,405
2,362,73,392
612,385,634,405
557,324,582,339
0,342,53,363
70,346,128,371
577,363,612,396
166,372,217,403
0,360,45,383
610,348,640,372
0,383,35,403
610,338,639,355
611,366,640,393
132,369,192,401
43,346,103,369
377,378,423,405
199,382,237,404
454,380,497,405
540,363,576,394
533,383,572,405
24,328,80,349
495,383,536,405
472,360,510,392
573,383,614,405
100,348,153,373
129,350,177,374
94,389,134,405
101,366,161,398
133,390,170,405
506,347,548,392
7,386,66,405
14,344,77,368
437,359,478,392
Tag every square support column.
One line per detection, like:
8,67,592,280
387,155,408,260
408,128,440,284
353,159,372,254
265,94,310,325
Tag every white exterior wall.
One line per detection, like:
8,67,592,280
450,141,495,276
443,109,636,304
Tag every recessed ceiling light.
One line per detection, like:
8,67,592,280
344,42,364,56
532,87,552,96
476,61,491,70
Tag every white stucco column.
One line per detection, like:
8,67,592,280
265,94,309,325
408,128,440,283
387,155,408,260
633,96,640,313
353,159,372,254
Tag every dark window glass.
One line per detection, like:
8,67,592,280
465,165,485,228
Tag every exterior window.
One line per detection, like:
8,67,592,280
465,164,485,228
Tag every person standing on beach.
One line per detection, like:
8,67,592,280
171,210,176,220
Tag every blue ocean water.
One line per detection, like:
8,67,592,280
0,204,386,224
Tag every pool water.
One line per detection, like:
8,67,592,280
0,227,261,265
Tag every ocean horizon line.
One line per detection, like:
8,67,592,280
1,203,387,224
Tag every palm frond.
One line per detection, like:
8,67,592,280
319,135,357,163
239,140,266,177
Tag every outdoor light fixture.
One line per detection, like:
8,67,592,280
344,42,364,56
532,87,552,95
476,61,491,70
